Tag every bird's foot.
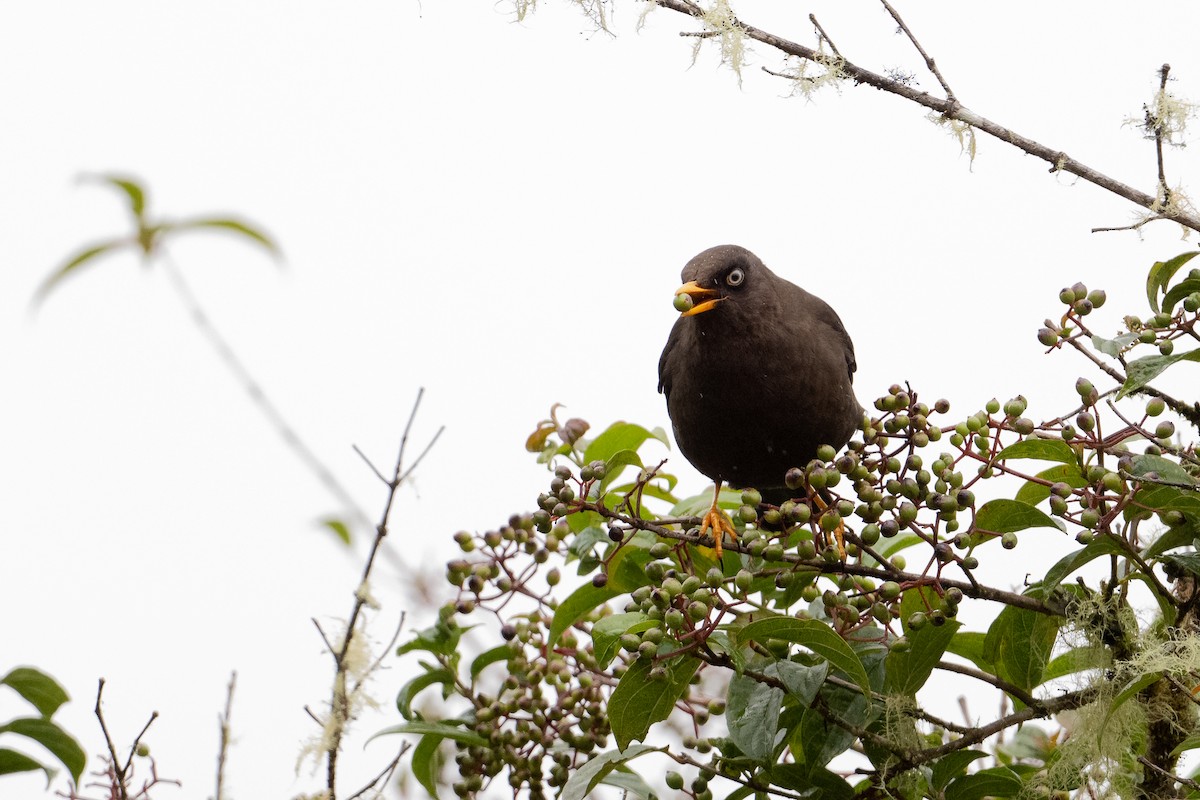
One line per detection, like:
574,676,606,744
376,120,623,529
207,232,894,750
811,492,847,559
700,507,739,560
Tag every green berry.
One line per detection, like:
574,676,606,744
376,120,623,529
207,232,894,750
673,293,694,313
1146,397,1166,416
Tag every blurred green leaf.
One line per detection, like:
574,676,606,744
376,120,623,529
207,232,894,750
736,617,870,696
887,590,960,695
395,666,455,721
33,238,130,305
1099,671,1163,750
172,216,281,257
88,173,147,219
944,631,993,673
469,645,511,681
1091,332,1139,358
944,766,1022,800
608,652,699,750
0,747,53,783
1,668,69,718
1041,646,1108,685
370,721,488,748
930,750,987,791
397,620,467,659
0,718,84,784
410,731,444,799
319,517,352,546
1014,464,1088,507
1042,534,1126,590
591,613,652,670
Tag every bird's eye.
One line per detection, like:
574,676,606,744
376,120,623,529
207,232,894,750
725,268,745,287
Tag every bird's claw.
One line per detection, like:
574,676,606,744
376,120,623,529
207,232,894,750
700,507,738,559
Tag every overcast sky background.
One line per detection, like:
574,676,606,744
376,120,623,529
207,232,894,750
5,2,1200,798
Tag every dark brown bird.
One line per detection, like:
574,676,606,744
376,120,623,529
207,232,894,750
657,244,863,555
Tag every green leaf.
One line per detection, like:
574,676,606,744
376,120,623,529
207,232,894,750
931,750,987,791
369,721,489,748
319,517,352,546
944,766,1022,800
726,671,784,762
1099,671,1163,750
1092,332,1139,358
1163,277,1200,314
608,652,700,750
736,618,871,696
547,580,621,651
972,499,1061,536
600,769,660,799
670,487,741,519
1146,251,1200,313
1041,646,1108,685
172,216,281,256
997,439,1078,464
397,620,466,659
583,423,667,467
944,631,993,673
1117,349,1200,399
1,667,70,718
469,645,512,680
1014,464,1089,508
33,238,130,305
887,615,960,696
410,730,444,799
0,748,53,782
591,613,652,670
983,594,1061,693
1163,552,1200,577
1171,731,1200,757
0,718,85,784
89,173,147,218
774,659,828,705
1042,534,1127,590
1128,454,1198,486
560,744,662,800
596,449,644,497
1144,520,1200,559
395,666,455,721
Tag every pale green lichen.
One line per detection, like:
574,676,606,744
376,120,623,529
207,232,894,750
777,48,848,101
514,0,611,32
689,0,747,86
636,0,658,32
927,113,978,167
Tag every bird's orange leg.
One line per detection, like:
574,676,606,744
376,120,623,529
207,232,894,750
700,480,738,559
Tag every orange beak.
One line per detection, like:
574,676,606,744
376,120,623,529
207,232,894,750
675,280,724,317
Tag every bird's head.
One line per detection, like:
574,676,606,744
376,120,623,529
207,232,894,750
672,244,765,318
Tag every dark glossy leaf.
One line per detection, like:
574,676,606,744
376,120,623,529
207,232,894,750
1163,277,1200,314
983,594,1061,693
972,499,1061,536
1172,731,1200,757
1117,349,1200,399
1042,534,1127,590
1128,454,1198,486
172,216,281,256
1144,520,1200,559
560,744,661,800
1146,252,1200,313
726,671,784,762
1014,464,1088,507
930,750,987,791
369,721,488,748
944,766,1022,800
547,581,620,651
944,631,994,673
2,667,70,718
609,651,700,749
887,611,960,696
997,439,1078,464
1163,552,1200,577
0,718,84,783
736,618,870,696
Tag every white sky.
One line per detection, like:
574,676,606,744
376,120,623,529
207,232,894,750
4,2,1200,798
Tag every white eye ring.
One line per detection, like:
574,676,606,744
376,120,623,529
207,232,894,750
725,268,745,287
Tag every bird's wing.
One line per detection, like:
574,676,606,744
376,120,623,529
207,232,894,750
658,320,684,397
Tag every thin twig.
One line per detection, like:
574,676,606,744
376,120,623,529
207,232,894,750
650,0,1200,234
94,679,128,800
808,14,841,59
344,742,412,800
214,670,237,800
878,0,954,101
